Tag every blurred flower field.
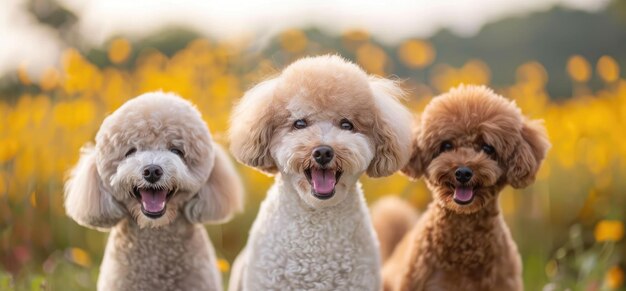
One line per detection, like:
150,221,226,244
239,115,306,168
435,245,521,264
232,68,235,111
0,29,625,290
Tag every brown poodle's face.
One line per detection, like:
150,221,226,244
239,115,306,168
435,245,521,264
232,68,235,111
422,133,505,214
96,93,213,227
405,86,550,214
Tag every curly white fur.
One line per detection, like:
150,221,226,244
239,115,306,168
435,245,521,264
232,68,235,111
64,92,243,291
228,55,412,291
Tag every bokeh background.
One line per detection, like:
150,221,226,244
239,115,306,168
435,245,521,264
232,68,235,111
1,0,625,290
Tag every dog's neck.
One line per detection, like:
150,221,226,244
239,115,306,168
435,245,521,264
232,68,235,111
427,192,505,276
120,215,194,238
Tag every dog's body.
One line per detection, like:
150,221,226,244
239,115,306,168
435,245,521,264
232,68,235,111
381,202,522,291
64,93,243,291
98,217,221,290
375,85,550,291
230,181,380,290
227,55,412,291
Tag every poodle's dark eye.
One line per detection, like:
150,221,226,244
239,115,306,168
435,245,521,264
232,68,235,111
170,148,185,158
482,144,496,155
440,141,454,153
339,119,354,131
125,148,136,157
293,119,307,129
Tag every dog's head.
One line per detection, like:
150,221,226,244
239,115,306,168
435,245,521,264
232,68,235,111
230,55,412,208
403,85,550,214
65,92,242,229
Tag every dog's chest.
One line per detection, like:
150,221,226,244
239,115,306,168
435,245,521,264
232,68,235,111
247,208,379,290
99,221,220,291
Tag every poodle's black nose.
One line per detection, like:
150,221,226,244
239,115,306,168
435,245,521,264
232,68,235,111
455,166,473,183
143,165,163,183
313,146,334,166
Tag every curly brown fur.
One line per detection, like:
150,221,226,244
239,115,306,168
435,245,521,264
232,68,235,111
64,92,243,291
379,85,550,291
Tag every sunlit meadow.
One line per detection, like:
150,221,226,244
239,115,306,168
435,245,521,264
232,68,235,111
0,29,625,290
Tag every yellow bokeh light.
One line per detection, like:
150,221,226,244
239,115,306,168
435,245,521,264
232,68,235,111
279,29,308,53
597,55,620,83
108,38,132,64
567,55,591,82
356,43,387,75
341,29,370,51
397,39,436,69
68,247,92,268
594,220,624,242
516,61,548,87
605,266,624,289
40,67,60,91
216,258,230,273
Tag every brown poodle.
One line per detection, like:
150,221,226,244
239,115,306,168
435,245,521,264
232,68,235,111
373,85,550,291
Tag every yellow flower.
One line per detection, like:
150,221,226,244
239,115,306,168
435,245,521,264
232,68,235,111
67,248,92,268
605,266,624,289
516,61,548,88
397,39,436,69
597,55,620,83
594,220,624,242
216,258,230,273
108,38,132,64
567,55,591,82
356,43,387,76
0,138,19,163
40,67,60,91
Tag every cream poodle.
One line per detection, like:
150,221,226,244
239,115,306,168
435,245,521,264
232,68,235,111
373,85,550,290
227,55,413,291
64,92,243,291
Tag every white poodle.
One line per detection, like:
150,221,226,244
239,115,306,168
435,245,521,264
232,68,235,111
227,55,413,291
64,92,243,291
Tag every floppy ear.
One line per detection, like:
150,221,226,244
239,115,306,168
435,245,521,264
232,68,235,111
64,145,125,230
400,118,424,180
366,77,413,178
229,79,278,174
184,143,244,224
507,118,551,188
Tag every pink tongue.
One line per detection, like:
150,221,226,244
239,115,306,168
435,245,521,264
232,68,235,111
140,189,167,213
454,187,474,202
310,169,336,195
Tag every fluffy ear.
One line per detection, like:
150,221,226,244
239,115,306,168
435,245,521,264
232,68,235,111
400,118,424,180
228,79,278,174
64,145,125,230
507,118,551,188
184,143,244,224
366,77,413,178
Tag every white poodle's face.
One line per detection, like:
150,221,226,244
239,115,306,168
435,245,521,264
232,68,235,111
96,94,213,228
229,56,413,210
271,100,375,208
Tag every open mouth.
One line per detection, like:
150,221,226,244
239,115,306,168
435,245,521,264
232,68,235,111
304,168,343,200
132,186,175,218
447,182,475,205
